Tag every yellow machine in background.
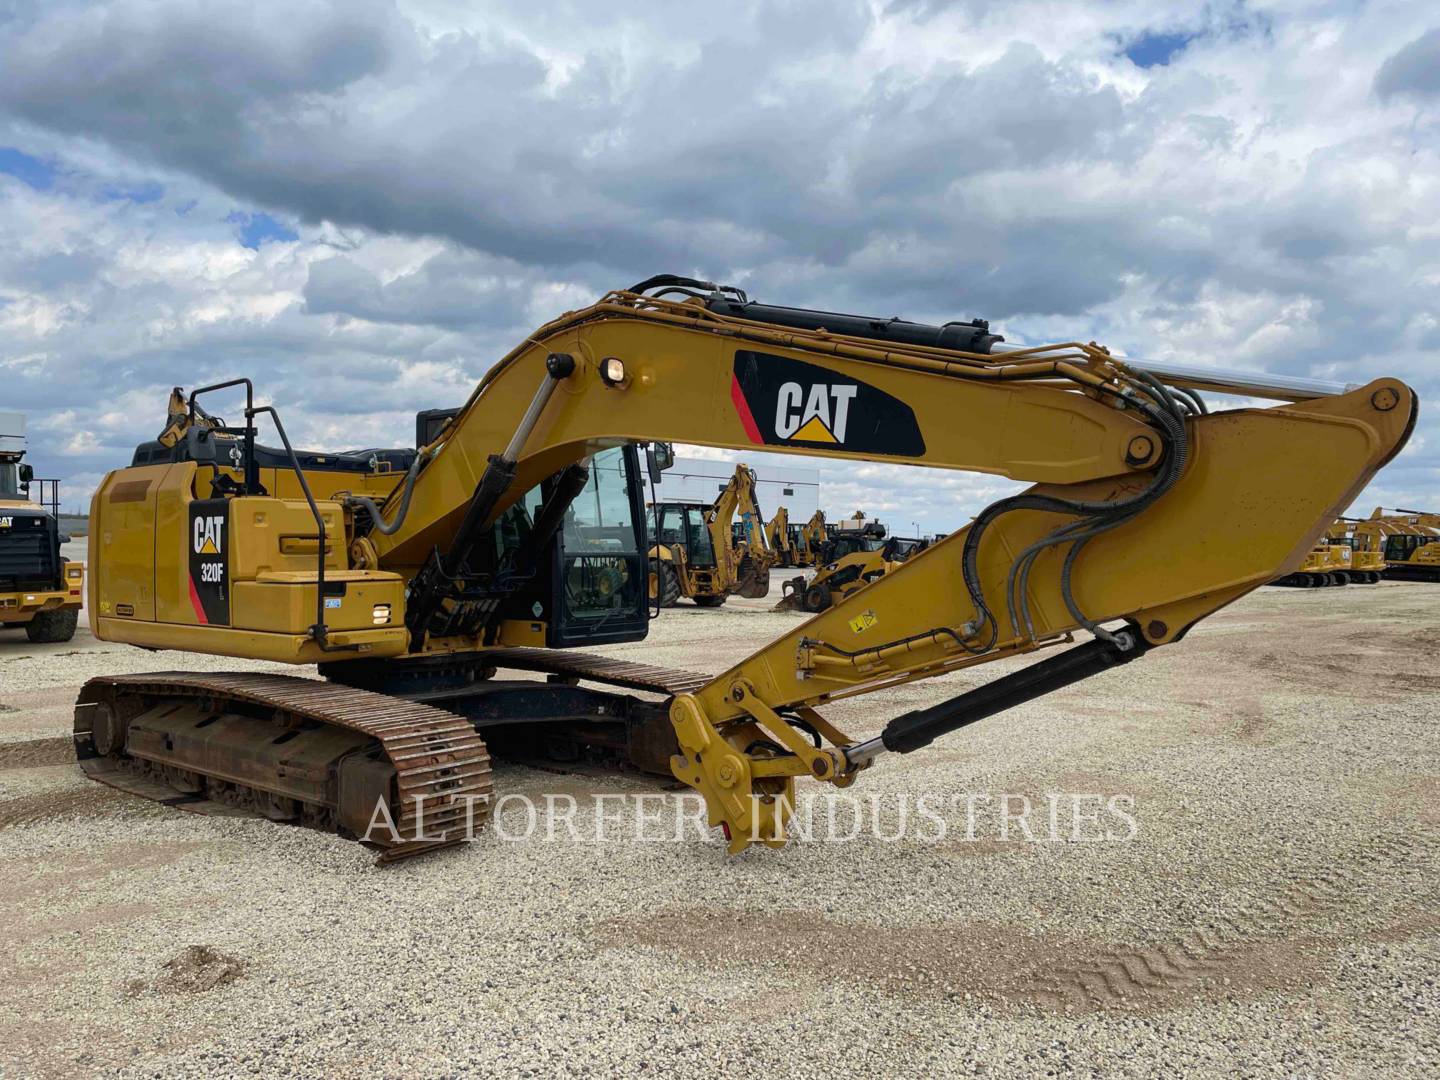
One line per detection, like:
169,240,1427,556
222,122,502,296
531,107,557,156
764,506,799,568
0,411,84,642
1269,541,1355,588
1326,518,1385,583
780,534,928,612
1365,507,1440,581
768,508,833,570
649,463,770,606
76,275,1415,859
793,510,826,568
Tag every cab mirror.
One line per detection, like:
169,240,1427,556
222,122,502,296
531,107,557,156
18,463,33,484
645,442,675,485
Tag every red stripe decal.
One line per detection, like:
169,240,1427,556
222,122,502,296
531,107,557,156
730,374,763,444
187,575,209,625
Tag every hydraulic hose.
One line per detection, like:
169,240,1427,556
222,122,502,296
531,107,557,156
346,449,426,537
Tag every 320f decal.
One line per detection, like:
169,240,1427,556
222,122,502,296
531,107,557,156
188,499,229,625
730,351,926,456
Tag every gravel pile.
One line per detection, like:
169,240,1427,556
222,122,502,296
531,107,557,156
0,581,1436,1077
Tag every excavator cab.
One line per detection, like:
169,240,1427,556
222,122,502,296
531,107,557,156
497,446,652,648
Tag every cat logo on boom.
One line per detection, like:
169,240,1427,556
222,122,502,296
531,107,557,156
774,383,856,444
730,350,925,457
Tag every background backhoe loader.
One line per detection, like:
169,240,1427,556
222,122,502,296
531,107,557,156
650,463,770,606
793,510,826,568
72,275,1415,858
764,506,800,568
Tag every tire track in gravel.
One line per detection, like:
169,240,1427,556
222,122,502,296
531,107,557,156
0,737,76,770
0,782,138,829
1021,829,1438,1013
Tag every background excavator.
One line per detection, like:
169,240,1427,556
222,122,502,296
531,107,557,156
1,411,85,642
1364,507,1440,581
1324,518,1385,584
1267,540,1356,588
75,275,1415,859
649,462,770,606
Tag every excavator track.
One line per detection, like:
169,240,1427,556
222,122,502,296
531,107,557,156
73,672,493,863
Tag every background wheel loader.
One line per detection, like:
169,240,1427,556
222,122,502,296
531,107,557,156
0,411,84,642
71,275,1415,859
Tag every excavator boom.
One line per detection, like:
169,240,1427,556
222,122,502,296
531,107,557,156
82,279,1416,855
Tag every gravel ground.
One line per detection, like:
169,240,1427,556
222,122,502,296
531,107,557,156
1,562,1437,1078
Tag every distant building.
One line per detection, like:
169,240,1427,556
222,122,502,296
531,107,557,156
650,456,819,518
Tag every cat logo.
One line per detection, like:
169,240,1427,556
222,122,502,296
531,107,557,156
0,516,12,528
193,515,225,555
774,383,856,444
731,350,926,457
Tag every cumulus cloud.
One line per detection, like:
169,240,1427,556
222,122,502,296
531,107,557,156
0,0,1435,526
1375,27,1440,101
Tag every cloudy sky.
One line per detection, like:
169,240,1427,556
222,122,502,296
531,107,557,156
0,0,1435,531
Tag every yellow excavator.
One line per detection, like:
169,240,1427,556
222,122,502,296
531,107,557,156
650,462,770,606
1,411,85,642
1324,518,1385,583
1268,540,1356,588
1365,508,1440,581
75,275,1414,858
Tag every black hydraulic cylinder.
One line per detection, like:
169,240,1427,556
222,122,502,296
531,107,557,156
880,633,1150,755
703,297,1004,354
440,455,518,580
628,274,1004,354
525,463,591,568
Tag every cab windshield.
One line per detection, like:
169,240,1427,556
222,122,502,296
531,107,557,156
0,462,19,498
562,449,642,555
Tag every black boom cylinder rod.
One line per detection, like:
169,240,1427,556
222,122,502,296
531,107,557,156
846,631,1150,767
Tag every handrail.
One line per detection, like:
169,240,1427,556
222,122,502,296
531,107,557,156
188,380,357,652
